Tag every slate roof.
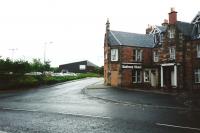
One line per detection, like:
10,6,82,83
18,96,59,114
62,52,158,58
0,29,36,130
176,21,193,37
108,30,154,48
156,26,167,32
60,60,98,67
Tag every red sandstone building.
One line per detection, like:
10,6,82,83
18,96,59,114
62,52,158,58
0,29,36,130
104,8,200,90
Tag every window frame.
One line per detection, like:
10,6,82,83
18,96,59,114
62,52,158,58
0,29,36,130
110,49,118,61
134,49,142,62
169,29,175,39
169,47,176,60
153,51,159,62
195,69,200,83
144,70,150,82
133,69,142,83
197,44,200,58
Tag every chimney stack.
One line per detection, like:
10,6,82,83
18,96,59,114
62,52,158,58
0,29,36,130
162,19,168,27
106,18,110,32
168,7,177,25
146,24,153,34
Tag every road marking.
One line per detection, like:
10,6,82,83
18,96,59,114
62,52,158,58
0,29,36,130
0,107,112,120
0,131,8,133
156,123,200,131
61,112,112,119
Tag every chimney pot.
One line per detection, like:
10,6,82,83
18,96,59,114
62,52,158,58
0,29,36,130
164,19,168,23
171,7,175,12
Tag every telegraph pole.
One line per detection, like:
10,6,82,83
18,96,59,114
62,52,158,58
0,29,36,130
9,48,18,61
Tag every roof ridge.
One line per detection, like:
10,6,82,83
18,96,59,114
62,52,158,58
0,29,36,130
177,21,191,24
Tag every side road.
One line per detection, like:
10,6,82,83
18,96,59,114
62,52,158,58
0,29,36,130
83,80,200,111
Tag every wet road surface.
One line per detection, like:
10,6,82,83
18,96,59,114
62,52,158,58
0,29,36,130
0,78,199,133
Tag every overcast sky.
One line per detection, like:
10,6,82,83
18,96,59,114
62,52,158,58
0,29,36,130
0,0,199,67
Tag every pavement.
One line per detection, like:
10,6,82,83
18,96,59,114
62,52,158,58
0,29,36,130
0,78,200,133
84,80,195,110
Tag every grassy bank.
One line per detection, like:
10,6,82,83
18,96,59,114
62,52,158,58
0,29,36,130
0,73,99,90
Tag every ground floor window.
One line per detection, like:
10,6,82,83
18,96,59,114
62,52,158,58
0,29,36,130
133,69,142,83
144,70,150,82
195,69,200,83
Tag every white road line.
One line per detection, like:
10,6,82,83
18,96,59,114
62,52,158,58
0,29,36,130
0,131,8,133
156,123,200,131
0,107,112,120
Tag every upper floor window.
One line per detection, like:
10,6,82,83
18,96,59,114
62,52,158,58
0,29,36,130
169,29,175,39
197,44,200,58
153,51,159,62
196,23,200,36
179,33,183,39
111,49,118,61
192,23,200,39
133,49,142,62
160,34,164,43
154,33,163,45
169,47,176,60
195,69,200,83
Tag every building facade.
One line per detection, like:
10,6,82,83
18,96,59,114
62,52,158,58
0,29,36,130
59,60,98,73
104,8,200,90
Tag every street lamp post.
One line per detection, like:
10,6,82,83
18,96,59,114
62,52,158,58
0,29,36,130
9,48,18,62
43,41,53,64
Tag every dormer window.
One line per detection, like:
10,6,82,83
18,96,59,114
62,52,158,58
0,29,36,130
160,34,164,43
169,47,176,60
192,22,200,39
111,49,118,61
154,33,160,45
196,22,200,35
154,33,164,45
197,44,200,58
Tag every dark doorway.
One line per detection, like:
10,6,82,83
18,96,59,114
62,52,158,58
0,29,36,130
163,66,173,89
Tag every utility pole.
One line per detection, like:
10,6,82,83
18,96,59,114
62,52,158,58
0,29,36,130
9,48,18,61
43,41,53,64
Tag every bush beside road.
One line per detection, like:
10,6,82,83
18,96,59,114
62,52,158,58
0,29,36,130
0,73,99,90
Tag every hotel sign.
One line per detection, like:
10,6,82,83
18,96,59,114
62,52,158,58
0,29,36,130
122,65,142,69
134,65,142,69
122,65,133,69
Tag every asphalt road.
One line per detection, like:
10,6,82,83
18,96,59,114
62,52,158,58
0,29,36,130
0,78,199,133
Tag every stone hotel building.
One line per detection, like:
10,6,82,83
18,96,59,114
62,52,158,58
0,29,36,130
104,8,200,91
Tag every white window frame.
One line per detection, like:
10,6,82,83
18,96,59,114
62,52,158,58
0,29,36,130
144,70,150,82
135,49,142,62
195,69,200,83
197,44,200,58
111,49,118,61
169,47,176,60
153,51,159,62
198,23,200,35
133,69,142,83
169,29,175,39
